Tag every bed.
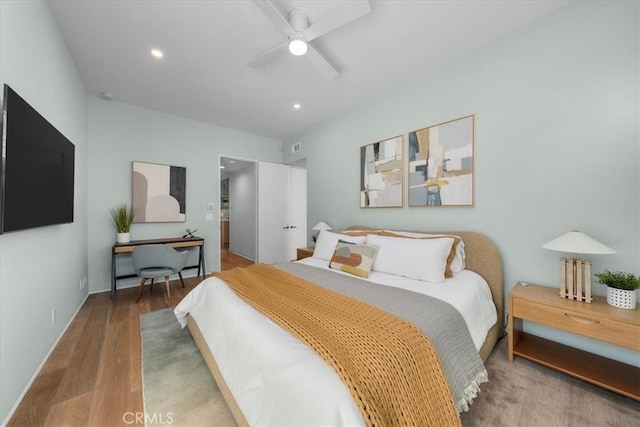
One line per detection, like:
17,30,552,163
174,228,504,426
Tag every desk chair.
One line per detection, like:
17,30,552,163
132,244,188,303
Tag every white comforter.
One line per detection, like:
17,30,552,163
174,258,497,426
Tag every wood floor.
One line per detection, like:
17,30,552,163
220,244,253,270
7,248,252,427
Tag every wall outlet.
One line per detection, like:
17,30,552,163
51,308,56,325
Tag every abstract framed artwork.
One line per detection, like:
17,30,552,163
360,135,403,208
132,161,186,223
408,115,475,207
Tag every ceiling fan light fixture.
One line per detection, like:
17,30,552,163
288,35,308,56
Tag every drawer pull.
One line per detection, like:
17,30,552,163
564,313,600,325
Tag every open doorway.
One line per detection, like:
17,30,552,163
218,156,308,270
220,156,257,270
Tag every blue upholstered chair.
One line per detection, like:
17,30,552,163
132,244,188,303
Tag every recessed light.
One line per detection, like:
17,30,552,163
293,103,301,110
220,165,225,169
150,48,164,59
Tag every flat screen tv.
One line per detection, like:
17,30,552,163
1,84,75,233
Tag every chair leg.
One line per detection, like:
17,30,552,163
135,277,148,303
150,278,155,293
178,272,186,288
165,276,171,301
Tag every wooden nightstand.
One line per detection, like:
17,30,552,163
508,283,640,400
296,246,314,260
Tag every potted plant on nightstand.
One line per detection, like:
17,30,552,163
110,204,135,243
595,269,640,309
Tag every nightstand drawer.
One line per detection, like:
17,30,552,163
512,298,639,350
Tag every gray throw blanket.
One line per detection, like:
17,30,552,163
276,262,488,412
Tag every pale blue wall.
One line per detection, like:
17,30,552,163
87,98,282,293
284,1,639,365
0,1,89,423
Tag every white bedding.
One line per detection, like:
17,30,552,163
174,258,497,426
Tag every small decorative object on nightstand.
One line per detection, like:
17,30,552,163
542,230,616,303
595,270,640,310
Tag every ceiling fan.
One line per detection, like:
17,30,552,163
248,0,371,79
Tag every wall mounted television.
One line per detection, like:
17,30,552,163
0,84,75,233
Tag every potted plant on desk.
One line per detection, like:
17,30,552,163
595,269,640,309
110,204,135,243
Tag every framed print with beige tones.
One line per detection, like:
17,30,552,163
360,135,404,208
132,161,186,223
408,115,475,207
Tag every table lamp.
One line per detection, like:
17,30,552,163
542,230,616,303
311,221,332,243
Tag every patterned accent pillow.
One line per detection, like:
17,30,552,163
330,241,379,278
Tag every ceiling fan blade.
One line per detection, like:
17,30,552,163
303,1,371,42
306,45,339,79
252,0,294,35
248,41,289,67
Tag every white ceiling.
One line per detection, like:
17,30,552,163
48,0,569,140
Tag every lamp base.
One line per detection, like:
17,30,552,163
559,257,592,303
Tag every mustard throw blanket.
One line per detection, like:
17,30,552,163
214,264,460,427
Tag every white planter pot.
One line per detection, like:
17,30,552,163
606,286,637,310
116,232,130,244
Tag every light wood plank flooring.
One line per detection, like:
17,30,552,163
221,244,253,270
8,248,251,426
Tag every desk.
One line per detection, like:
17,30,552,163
112,237,206,299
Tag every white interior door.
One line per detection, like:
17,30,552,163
257,162,291,264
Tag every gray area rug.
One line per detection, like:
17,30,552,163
140,308,236,426
141,309,639,426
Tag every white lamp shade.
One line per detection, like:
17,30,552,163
288,36,308,56
542,230,616,255
312,221,332,231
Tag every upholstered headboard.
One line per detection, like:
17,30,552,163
346,226,504,361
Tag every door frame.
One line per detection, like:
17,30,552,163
219,155,259,269
217,155,308,270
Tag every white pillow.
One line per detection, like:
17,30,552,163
382,230,466,272
313,230,366,262
366,234,455,283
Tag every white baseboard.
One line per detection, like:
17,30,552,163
229,250,255,262
1,292,90,427
90,271,204,294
